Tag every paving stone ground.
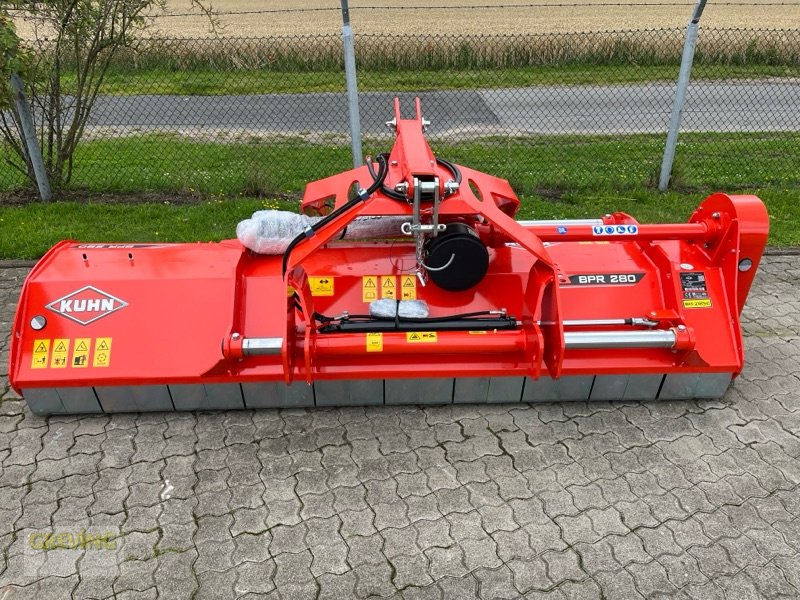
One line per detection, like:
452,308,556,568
1,255,799,599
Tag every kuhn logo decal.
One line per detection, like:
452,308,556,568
46,286,128,325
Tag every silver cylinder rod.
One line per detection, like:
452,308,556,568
244,330,674,353
242,338,283,356
518,219,604,227
565,318,658,328
565,330,676,349
539,317,659,328
564,319,632,327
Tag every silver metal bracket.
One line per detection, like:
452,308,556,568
398,176,446,284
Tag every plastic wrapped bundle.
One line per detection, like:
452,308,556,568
369,299,430,319
237,210,410,255
236,210,317,255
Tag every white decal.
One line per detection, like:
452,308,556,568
592,224,638,236
46,286,128,326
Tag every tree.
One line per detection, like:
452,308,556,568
0,11,26,109
0,1,211,192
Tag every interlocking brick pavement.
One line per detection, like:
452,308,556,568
1,255,799,599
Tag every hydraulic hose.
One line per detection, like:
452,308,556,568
313,309,501,324
282,152,462,276
367,152,462,201
281,155,388,276
367,153,404,200
437,157,462,186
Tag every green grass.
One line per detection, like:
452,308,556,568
69,63,800,95
0,197,295,259
50,29,798,95
1,131,797,258
1,188,795,260
3,131,796,195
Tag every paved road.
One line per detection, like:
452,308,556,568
1,255,800,599
86,82,800,137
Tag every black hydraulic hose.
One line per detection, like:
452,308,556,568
437,157,462,185
365,155,380,181
313,312,373,323
282,153,462,276
368,152,462,202
313,309,500,324
386,310,493,323
281,155,388,277
366,153,403,200
319,317,517,334
365,153,389,196
370,153,406,201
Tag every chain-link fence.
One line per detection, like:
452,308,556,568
1,27,798,197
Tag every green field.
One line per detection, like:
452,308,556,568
66,64,800,96
0,132,796,258
50,29,798,96
3,132,796,195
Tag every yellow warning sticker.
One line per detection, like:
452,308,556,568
406,332,437,343
72,338,91,368
50,339,70,368
400,275,417,300
468,330,488,335
366,332,383,352
93,337,112,368
362,275,379,303
683,299,713,309
381,275,397,299
309,276,334,297
31,339,50,369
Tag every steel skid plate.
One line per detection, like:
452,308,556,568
20,372,735,415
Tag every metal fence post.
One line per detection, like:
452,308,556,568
340,0,363,168
658,0,707,191
10,73,52,201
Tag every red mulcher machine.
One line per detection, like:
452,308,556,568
9,99,768,414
